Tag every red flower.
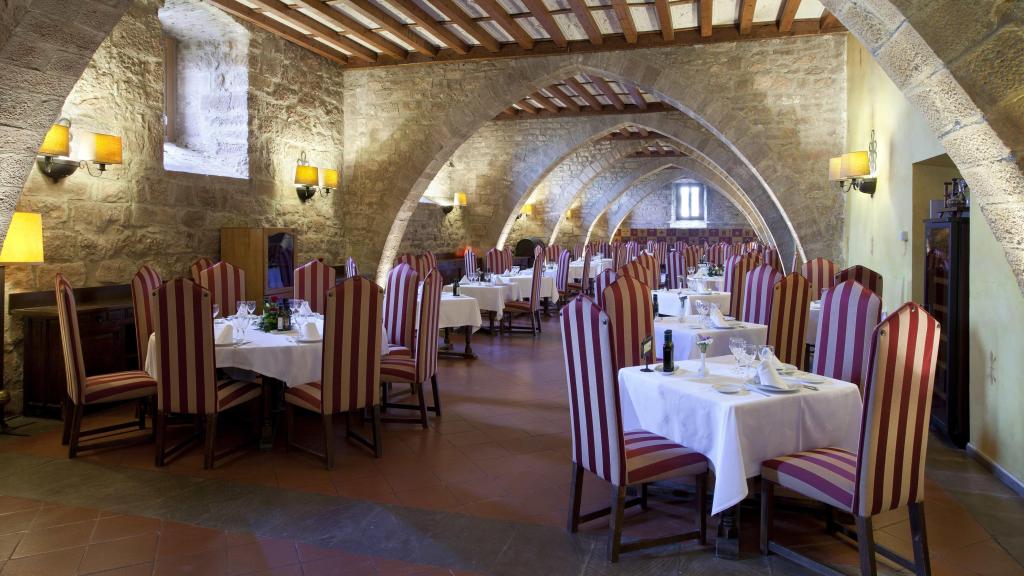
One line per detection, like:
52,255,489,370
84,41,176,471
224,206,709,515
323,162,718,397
271,296,279,302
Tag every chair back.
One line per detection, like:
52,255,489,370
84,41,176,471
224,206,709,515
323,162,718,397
485,248,502,274
602,276,654,372
835,265,883,298
545,244,560,262
665,250,685,289
722,254,742,290
414,270,443,383
637,251,659,289
854,302,940,517
131,265,163,367
579,248,592,293
555,249,571,293
599,241,611,258
813,280,882,388
613,244,629,270
420,252,437,275
463,249,476,277
801,257,839,300
198,261,245,319
189,257,215,284
569,243,581,260
525,246,544,310
742,264,782,325
54,274,87,405
707,243,725,266
294,259,336,314
767,273,812,369
384,263,419,351
346,257,359,278
321,277,383,413
617,258,647,287
726,255,757,317
502,247,514,272
151,278,217,414
561,296,625,485
762,247,782,273
594,269,616,310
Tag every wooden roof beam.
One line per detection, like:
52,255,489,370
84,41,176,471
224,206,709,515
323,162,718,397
564,77,603,110
293,0,407,59
567,0,602,45
819,10,840,30
636,127,650,138
246,0,378,61
476,0,534,49
209,0,348,64
778,0,801,33
529,91,562,113
428,0,501,52
553,85,581,112
521,0,567,47
698,0,712,38
588,75,625,110
517,99,539,114
738,0,756,34
344,0,438,57
611,0,638,43
624,82,647,110
388,0,471,55
654,0,673,41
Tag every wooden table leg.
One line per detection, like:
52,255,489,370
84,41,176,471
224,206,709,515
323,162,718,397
463,326,476,358
259,378,282,452
715,504,741,559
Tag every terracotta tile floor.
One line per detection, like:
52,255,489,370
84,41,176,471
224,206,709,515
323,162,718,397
0,311,1021,574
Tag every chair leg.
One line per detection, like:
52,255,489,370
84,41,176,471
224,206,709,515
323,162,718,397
322,414,335,470
67,404,83,459
855,515,877,576
371,405,382,458
908,502,931,576
60,396,72,446
137,398,147,430
154,411,167,467
760,478,774,555
417,382,429,429
697,472,708,545
203,414,218,470
430,374,441,416
639,483,649,510
285,404,294,449
567,463,583,533
607,484,627,562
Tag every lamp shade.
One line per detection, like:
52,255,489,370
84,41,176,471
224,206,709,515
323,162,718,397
454,192,468,206
0,212,44,264
78,132,123,165
38,123,70,157
521,204,534,216
828,156,843,181
321,168,338,189
841,151,871,178
295,164,318,187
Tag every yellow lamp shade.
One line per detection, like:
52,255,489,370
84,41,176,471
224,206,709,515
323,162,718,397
295,164,318,187
321,168,338,189
38,123,70,157
841,151,871,178
521,204,534,216
454,192,468,206
78,132,123,165
828,156,843,181
0,212,45,264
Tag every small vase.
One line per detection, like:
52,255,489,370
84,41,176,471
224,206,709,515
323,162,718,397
697,351,709,377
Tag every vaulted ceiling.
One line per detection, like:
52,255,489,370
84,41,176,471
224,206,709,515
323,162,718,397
210,0,846,68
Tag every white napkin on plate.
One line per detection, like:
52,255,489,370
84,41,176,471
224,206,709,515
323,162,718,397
757,358,793,390
215,324,234,345
302,322,321,340
710,305,731,328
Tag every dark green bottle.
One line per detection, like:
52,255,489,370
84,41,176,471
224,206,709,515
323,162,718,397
662,330,674,373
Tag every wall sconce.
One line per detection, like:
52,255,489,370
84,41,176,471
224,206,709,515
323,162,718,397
517,203,534,220
78,131,123,176
294,152,337,203
453,192,468,207
35,119,123,182
830,130,878,196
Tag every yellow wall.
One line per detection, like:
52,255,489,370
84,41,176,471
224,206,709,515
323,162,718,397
846,35,1024,484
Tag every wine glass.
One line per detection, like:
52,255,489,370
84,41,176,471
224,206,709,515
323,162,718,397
232,316,247,343
759,344,776,364
246,300,257,317
236,301,247,318
729,337,747,373
212,303,220,320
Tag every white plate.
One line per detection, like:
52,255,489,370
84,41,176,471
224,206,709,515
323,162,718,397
294,337,323,343
794,373,826,384
758,383,799,394
713,382,743,394
657,367,680,376
215,339,251,347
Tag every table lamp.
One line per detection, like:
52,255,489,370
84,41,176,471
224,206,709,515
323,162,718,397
0,212,45,434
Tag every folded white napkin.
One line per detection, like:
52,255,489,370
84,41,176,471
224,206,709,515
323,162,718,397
302,322,321,340
757,357,792,390
215,324,234,345
710,306,731,328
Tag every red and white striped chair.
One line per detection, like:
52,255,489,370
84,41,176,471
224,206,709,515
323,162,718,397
722,254,742,287
561,296,708,561
294,259,336,315
602,276,654,372
594,269,616,310
285,277,384,467
665,250,686,289
151,278,261,469
130,265,162,369
485,248,502,274
812,280,882,389
555,249,571,300
57,274,157,458
767,273,812,369
545,244,560,263
617,258,647,287
706,243,725,266
762,246,782,272
502,246,544,335
346,256,359,278
567,247,590,295
801,257,839,300
625,241,639,263
742,264,782,325
393,253,423,279
463,248,477,277
791,251,803,276
380,270,443,428
683,245,700,281
598,241,611,258
198,261,245,319
761,302,940,576
726,255,758,318
835,265,883,298
571,243,583,260
189,257,215,284
502,246,514,272
637,251,659,289
612,244,629,271
420,251,437,275
383,263,418,358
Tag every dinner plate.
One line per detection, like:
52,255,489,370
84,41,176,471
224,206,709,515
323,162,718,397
294,337,323,343
657,367,680,376
215,339,251,347
758,383,799,394
713,382,743,394
794,373,826,384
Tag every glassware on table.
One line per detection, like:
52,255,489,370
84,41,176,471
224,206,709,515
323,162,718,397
245,300,257,317
511,266,521,275
744,344,761,378
696,337,713,377
729,337,748,373
687,266,696,277
237,301,247,318
759,345,776,363
212,304,220,319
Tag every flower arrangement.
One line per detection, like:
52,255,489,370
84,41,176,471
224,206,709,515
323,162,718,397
259,296,280,332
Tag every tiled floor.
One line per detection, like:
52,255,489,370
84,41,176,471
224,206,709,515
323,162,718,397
0,311,1021,575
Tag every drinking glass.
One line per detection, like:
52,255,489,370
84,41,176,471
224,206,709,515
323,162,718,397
245,300,256,316
729,337,747,373
236,301,247,318
231,316,247,343
745,344,761,377
687,266,696,277
212,304,220,319
759,345,776,363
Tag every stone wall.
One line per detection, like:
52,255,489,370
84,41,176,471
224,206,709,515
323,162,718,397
397,202,469,258
623,184,749,230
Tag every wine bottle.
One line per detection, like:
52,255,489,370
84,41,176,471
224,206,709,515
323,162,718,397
663,330,674,373
652,293,659,317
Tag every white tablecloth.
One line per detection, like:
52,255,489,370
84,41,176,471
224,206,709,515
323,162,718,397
438,294,482,332
568,258,613,281
501,271,558,302
806,300,821,345
444,282,519,315
652,316,768,361
619,356,863,514
653,289,732,316
687,275,726,292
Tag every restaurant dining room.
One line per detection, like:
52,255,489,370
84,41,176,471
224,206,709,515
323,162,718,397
0,0,1022,574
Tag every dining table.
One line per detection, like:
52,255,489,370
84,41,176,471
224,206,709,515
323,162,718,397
500,269,558,302
444,281,519,331
686,275,726,292
652,316,767,361
806,299,822,345
568,257,613,282
618,355,862,557
437,293,482,359
652,288,732,316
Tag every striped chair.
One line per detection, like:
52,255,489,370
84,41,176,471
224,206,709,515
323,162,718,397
555,249,571,300
294,259,336,315
763,246,782,272
130,265,162,369
612,244,629,271
594,269,616,310
567,247,590,295
57,274,157,458
151,279,261,469
722,254,742,289
383,263,418,358
761,302,940,576
742,264,782,325
801,257,838,300
420,251,437,275
617,258,648,287
189,257,216,284
502,246,514,272
285,277,384,467
463,248,477,277
625,241,639,263
726,256,758,318
395,253,426,279
637,251,659,289
665,250,686,290
346,256,359,278
561,296,708,561
485,248,502,274
598,241,611,258
812,280,883,389
791,251,803,276
380,269,443,427
502,246,544,335
602,276,654,372
767,273,812,369
683,245,700,282
706,243,725,266
835,265,883,298
198,261,245,318
571,243,583,260
545,244,560,263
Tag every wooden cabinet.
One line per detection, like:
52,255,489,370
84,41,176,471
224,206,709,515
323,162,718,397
923,216,969,448
220,228,296,308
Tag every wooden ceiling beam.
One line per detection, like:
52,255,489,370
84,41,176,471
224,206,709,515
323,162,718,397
655,0,673,41
624,82,647,110
738,0,756,34
246,0,378,61
611,0,638,43
567,0,602,45
602,128,664,140
517,99,539,114
588,75,625,110
778,0,801,33
636,127,650,137
388,0,471,55
563,77,604,110
529,91,562,113
209,0,348,64
476,0,534,49
293,0,407,59
553,85,581,112
496,101,673,120
343,0,438,57
698,0,713,38
819,10,840,30
521,0,567,47
427,0,501,52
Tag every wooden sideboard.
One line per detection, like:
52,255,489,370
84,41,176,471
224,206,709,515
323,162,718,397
10,285,137,419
